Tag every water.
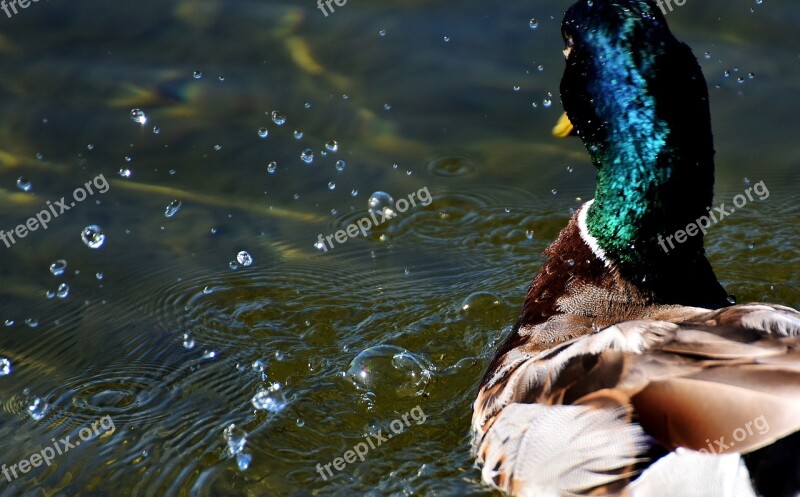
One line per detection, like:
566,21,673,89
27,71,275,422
0,0,798,495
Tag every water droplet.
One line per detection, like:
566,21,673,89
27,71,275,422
251,360,266,373
346,345,432,398
16,177,32,192
257,127,269,138
379,29,386,36
213,144,222,151
368,191,396,219
182,333,195,349
543,98,553,107
193,71,203,79
223,424,246,453
164,200,182,218
4,320,13,327
271,111,287,126
300,149,314,164
296,418,305,427
223,424,251,471
49,259,67,276
118,168,132,178
202,350,217,359
96,272,104,280
152,126,160,134
384,103,392,111
218,75,225,82
236,251,253,267
25,318,38,328
304,102,312,109
0,358,11,376
251,383,287,412
350,188,359,197
228,261,239,270
529,18,539,29
461,291,502,312
293,130,304,139
335,160,346,172
325,140,339,152
513,85,521,92
56,283,70,299
28,397,48,421
130,108,147,125
81,225,106,249
267,161,277,174
443,36,450,42
551,189,558,195
274,350,285,361
704,51,711,59
236,453,252,471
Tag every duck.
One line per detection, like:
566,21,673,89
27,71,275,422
471,1,800,496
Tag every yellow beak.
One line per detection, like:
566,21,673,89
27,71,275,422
552,112,574,138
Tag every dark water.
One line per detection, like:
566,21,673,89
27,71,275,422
0,0,798,495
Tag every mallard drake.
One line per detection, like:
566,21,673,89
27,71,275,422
471,1,800,496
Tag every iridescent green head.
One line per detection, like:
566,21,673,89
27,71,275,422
560,0,715,272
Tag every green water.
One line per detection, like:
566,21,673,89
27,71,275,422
0,0,798,495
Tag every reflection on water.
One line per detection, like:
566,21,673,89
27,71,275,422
0,0,798,495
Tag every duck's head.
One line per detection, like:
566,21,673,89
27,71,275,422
559,0,717,281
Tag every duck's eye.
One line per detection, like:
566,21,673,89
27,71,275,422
563,36,574,58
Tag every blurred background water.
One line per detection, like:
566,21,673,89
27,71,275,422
0,0,798,495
